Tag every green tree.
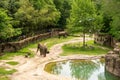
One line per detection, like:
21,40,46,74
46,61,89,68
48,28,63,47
0,8,21,40
37,0,60,30
15,0,60,34
102,0,120,40
0,0,21,34
67,0,98,47
53,0,71,29
14,0,38,34
8,0,20,16
0,0,20,18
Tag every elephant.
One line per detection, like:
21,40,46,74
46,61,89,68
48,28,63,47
36,43,49,57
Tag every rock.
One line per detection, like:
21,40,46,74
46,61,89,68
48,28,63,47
113,48,120,54
108,51,114,54
105,43,120,77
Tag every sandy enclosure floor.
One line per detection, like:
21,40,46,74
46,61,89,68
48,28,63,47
1,37,104,80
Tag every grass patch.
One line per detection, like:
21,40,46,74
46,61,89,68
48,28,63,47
0,67,17,75
61,40,111,56
6,61,19,66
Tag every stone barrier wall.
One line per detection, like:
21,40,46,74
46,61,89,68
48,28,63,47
0,32,53,53
105,43,120,77
94,33,116,47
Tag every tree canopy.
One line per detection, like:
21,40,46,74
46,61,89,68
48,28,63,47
67,0,101,47
102,0,120,40
0,8,21,40
0,0,120,42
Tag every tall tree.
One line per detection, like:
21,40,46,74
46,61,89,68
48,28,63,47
53,0,71,29
102,0,120,40
14,0,38,34
30,0,60,30
0,8,21,40
15,0,60,34
0,0,21,33
67,0,98,47
8,0,20,16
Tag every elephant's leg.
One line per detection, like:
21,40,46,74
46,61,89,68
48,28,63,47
43,53,46,57
40,50,43,56
43,48,47,57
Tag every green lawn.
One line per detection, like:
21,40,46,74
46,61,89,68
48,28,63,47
61,40,111,56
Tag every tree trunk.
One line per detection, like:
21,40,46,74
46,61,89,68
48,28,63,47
83,32,85,48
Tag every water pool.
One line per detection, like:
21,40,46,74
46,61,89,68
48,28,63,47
44,59,120,80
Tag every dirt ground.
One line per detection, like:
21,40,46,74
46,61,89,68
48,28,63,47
0,37,104,80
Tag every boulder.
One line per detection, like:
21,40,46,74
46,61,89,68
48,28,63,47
105,43,120,77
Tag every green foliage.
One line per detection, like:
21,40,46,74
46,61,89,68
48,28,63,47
14,0,37,33
14,0,60,34
6,61,19,66
102,0,120,40
67,0,98,33
0,8,21,40
67,0,101,47
0,0,20,15
0,0,60,41
53,0,71,28
0,0,120,42
100,15,111,33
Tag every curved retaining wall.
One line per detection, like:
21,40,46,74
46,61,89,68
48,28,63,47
0,32,52,53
